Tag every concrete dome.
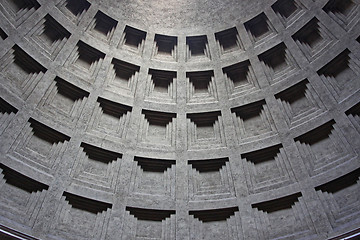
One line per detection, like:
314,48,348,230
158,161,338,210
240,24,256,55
0,0,359,239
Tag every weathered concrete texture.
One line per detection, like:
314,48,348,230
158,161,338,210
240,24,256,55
0,0,360,239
